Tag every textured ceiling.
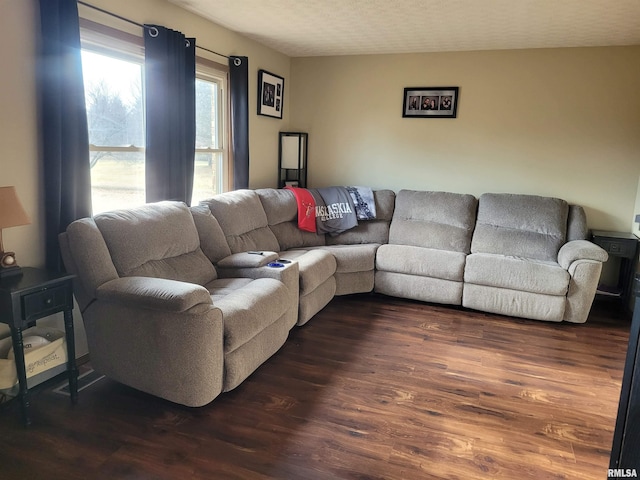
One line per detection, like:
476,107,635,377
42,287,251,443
168,0,640,57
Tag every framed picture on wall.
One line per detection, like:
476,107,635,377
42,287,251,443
258,69,284,119
402,86,459,118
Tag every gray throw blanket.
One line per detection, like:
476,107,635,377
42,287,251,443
310,187,358,235
346,186,376,220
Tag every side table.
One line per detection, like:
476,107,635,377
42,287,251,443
0,267,78,426
591,230,639,310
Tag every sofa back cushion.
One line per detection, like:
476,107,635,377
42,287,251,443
62,218,120,310
256,188,326,251
471,193,568,262
389,190,477,253
327,190,396,245
190,205,232,263
93,201,217,285
200,190,281,253
567,204,588,241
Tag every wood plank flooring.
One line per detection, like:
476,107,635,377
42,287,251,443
0,294,631,479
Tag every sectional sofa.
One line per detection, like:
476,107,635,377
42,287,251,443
59,188,608,406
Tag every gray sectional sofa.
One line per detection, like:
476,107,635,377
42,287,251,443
59,188,608,406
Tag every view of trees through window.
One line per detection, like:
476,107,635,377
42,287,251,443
82,48,225,214
193,77,225,205
82,50,145,214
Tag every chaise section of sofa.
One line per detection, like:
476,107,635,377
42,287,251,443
462,193,608,323
375,190,478,305
59,201,297,406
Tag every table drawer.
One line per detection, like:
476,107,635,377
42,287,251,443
21,285,70,322
594,238,637,258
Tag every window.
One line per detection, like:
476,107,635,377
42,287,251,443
80,22,146,215
80,21,229,214
193,62,229,205
81,48,145,214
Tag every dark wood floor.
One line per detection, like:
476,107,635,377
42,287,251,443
0,294,631,480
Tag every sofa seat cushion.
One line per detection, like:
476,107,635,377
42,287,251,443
279,249,337,295
376,244,466,282
314,244,379,273
206,278,254,302
464,253,569,295
205,277,290,354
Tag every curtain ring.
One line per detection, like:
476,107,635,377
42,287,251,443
233,57,242,67
185,39,191,47
149,26,159,38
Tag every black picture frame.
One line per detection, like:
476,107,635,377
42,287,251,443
402,86,459,118
258,69,284,119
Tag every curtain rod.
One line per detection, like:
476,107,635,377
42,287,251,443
77,0,231,60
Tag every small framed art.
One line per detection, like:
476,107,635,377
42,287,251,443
258,69,284,119
402,86,459,118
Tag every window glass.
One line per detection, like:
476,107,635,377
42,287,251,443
81,49,145,214
192,71,228,205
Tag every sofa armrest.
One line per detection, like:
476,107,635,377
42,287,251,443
96,276,213,312
217,251,278,268
85,287,223,406
558,240,608,270
218,261,299,289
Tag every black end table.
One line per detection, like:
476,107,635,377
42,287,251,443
0,267,78,426
591,230,639,311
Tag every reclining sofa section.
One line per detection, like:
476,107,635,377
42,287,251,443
59,188,607,406
60,201,298,407
376,190,607,323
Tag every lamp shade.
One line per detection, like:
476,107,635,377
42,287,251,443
281,134,306,169
0,186,31,229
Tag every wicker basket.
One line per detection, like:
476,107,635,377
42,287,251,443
0,327,67,390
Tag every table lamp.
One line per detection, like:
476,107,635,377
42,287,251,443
0,186,31,279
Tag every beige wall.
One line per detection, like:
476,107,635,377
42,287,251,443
290,47,640,231
1,0,42,269
0,0,45,341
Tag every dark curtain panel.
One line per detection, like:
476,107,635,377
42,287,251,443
37,0,92,272
229,56,250,190
144,26,196,205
